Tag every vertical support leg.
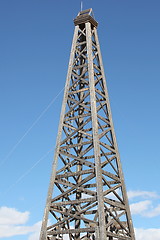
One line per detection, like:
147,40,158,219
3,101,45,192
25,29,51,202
86,22,107,240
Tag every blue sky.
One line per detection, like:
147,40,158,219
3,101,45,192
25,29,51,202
0,0,160,239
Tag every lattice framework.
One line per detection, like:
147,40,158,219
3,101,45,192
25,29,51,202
40,9,135,240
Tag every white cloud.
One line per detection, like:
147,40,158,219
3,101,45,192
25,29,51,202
127,190,159,199
135,228,160,240
143,204,160,218
28,222,41,240
0,206,41,239
130,200,160,218
28,231,40,240
0,206,29,225
130,200,151,215
0,222,40,238
128,190,160,218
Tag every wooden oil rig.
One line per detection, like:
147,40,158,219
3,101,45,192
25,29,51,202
40,9,135,240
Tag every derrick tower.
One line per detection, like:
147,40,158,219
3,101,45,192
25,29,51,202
40,9,135,240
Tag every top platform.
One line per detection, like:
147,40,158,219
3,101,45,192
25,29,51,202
74,8,98,28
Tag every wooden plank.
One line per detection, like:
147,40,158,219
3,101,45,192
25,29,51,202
106,231,131,240
56,169,94,178
98,128,111,139
102,169,120,181
68,87,89,95
73,63,87,70
65,112,91,121
103,183,122,196
97,114,110,124
76,40,86,46
61,140,93,149
48,227,95,235
100,141,115,153
51,197,97,206
95,88,106,99
104,197,125,210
